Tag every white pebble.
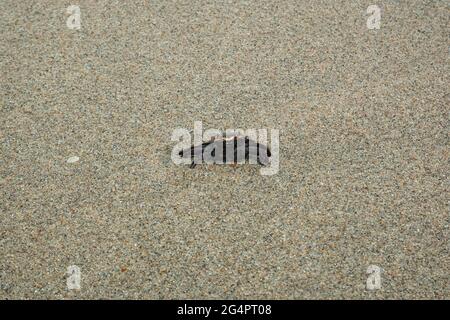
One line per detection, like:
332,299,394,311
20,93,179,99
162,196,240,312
67,156,80,163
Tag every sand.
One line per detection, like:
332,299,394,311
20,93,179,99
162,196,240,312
0,0,448,299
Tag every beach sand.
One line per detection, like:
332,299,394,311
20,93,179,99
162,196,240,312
0,0,448,299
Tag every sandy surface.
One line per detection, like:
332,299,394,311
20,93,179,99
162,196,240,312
1,0,448,299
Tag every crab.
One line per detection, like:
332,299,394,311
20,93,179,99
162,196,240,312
179,135,271,168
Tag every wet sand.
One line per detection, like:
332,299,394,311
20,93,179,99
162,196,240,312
0,1,448,299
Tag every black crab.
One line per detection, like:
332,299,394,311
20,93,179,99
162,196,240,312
179,135,272,169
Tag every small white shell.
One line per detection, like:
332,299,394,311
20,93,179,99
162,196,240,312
67,156,80,163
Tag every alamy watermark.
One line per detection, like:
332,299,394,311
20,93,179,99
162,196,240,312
366,265,382,290
66,5,81,30
366,5,381,30
67,265,81,290
171,122,279,175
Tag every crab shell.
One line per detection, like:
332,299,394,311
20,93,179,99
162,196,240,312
179,136,271,167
